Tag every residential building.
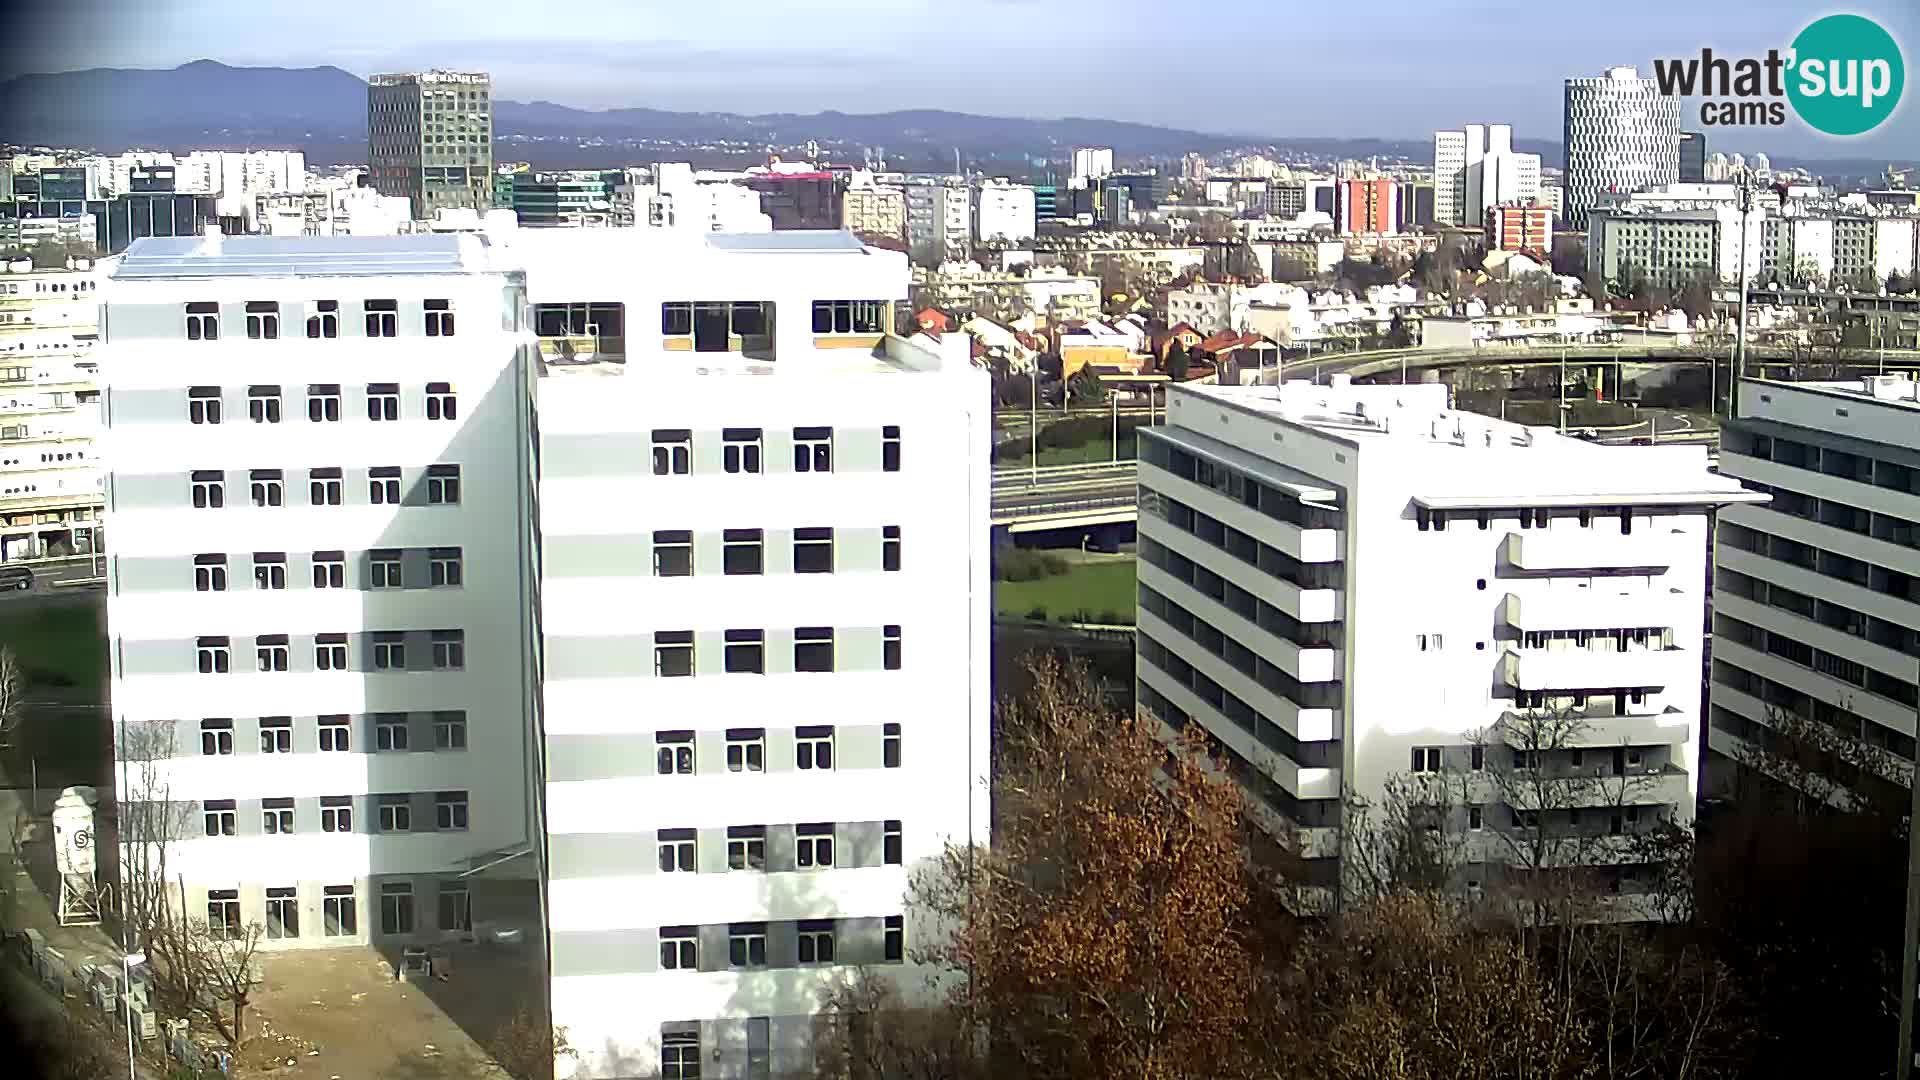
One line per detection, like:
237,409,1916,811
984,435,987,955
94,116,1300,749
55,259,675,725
973,180,1036,245
1708,375,1920,810
904,180,971,266
842,176,906,242
1679,132,1706,184
1337,178,1397,236
1071,147,1115,182
637,164,772,234
1434,125,1541,229
367,70,494,220
1488,203,1554,257
1542,184,1565,219
1136,379,1763,907
0,262,105,564
100,227,989,1078
1563,67,1681,229
745,171,844,231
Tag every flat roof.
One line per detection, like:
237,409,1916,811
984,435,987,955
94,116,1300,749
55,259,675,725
702,231,869,254
111,234,489,280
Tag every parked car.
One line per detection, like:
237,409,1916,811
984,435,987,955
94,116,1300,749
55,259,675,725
0,565,34,591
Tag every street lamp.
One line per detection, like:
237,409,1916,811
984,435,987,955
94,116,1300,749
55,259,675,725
1028,361,1038,485
123,949,145,1080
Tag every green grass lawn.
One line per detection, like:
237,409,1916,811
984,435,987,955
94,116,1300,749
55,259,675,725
0,600,107,695
994,557,1137,624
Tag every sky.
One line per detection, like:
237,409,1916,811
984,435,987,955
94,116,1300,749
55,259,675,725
9,0,1919,159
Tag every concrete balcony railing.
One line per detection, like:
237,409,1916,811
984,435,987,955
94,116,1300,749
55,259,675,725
1500,645,1680,692
1503,530,1681,573
1499,590,1681,634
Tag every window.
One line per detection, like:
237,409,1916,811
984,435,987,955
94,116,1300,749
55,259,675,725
662,1030,701,1079
266,886,298,938
364,299,398,338
424,299,455,336
727,825,767,870
249,470,285,508
307,384,341,422
661,301,693,336
423,548,463,588
882,425,901,472
253,552,286,590
723,529,764,575
366,383,400,421
255,634,290,673
309,467,343,506
660,926,697,970
379,881,414,934
652,429,691,475
725,630,765,674
438,883,471,931
369,466,401,504
320,796,353,833
794,626,835,673
425,381,457,420
194,554,228,592
884,915,904,962
191,470,225,509
1410,746,1443,773
1470,745,1484,771
431,630,466,670
883,526,902,572
729,923,769,968
1620,508,1633,535
655,631,694,677
723,428,762,474
794,725,836,770
884,820,903,865
373,634,407,671
307,300,339,339
653,530,692,576
188,387,222,424
248,385,282,423
811,299,886,334
200,718,233,756
657,828,696,872
207,889,241,939
319,715,350,752
794,426,833,472
427,465,461,505
885,625,902,671
370,550,403,589
1469,805,1484,831
726,729,765,773
797,921,836,965
196,636,231,674
312,551,345,589
796,823,835,868
259,716,292,753
1513,808,1539,829
203,800,236,837
884,723,902,768
792,527,836,574
656,731,695,775
263,796,295,834
435,791,469,830
378,795,412,832
185,301,220,341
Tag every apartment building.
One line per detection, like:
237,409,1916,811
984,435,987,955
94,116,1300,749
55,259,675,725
101,227,991,1077
1,262,106,565
904,180,970,267
1433,124,1542,229
841,178,906,242
1709,376,1920,808
973,179,1037,245
1135,380,1762,905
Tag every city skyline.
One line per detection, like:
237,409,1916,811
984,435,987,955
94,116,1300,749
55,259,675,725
9,0,1917,159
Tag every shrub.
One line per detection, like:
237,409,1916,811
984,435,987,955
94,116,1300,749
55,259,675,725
993,548,1069,582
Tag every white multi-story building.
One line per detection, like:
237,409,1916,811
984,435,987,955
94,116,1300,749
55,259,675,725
1709,375,1920,808
842,172,906,242
1434,124,1542,228
1135,380,1762,905
100,227,990,1078
1,261,106,565
904,179,971,266
1563,67,1681,230
972,179,1037,246
1072,147,1115,182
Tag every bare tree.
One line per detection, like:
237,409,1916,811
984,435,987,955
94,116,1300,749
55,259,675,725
112,719,203,1021
183,918,266,1047
488,997,577,1080
1728,703,1909,817
812,968,986,1080
1342,772,1469,902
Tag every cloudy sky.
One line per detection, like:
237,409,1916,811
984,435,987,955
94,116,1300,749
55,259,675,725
11,0,1918,157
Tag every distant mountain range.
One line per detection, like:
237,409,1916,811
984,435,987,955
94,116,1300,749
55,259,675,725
0,60,1908,181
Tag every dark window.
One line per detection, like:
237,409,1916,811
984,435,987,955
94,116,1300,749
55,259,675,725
793,527,834,574
653,530,693,576
793,427,833,472
723,529,764,575
364,299,398,338
882,425,901,472
723,428,762,474
883,723,901,768
884,819,903,865
884,624,902,671
656,731,695,775
884,915,904,962
661,302,692,336
794,627,834,672
725,629,765,674
307,300,339,339
423,298,455,337
245,301,279,340
883,525,902,572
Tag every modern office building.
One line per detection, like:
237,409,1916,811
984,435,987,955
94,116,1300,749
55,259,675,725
507,172,617,228
1433,124,1541,229
2,162,219,254
1563,67,1681,230
1135,380,1762,906
0,262,106,565
1071,147,1115,182
1679,131,1707,184
99,226,990,1078
1708,375,1920,809
367,70,494,220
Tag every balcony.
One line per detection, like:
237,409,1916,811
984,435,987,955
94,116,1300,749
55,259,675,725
1499,590,1680,633
1503,530,1679,573
1500,645,1679,692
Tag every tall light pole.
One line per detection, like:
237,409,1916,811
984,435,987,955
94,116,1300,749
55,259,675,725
1735,179,1756,411
1028,362,1038,485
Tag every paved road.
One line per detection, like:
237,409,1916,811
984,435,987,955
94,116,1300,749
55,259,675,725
0,560,104,611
